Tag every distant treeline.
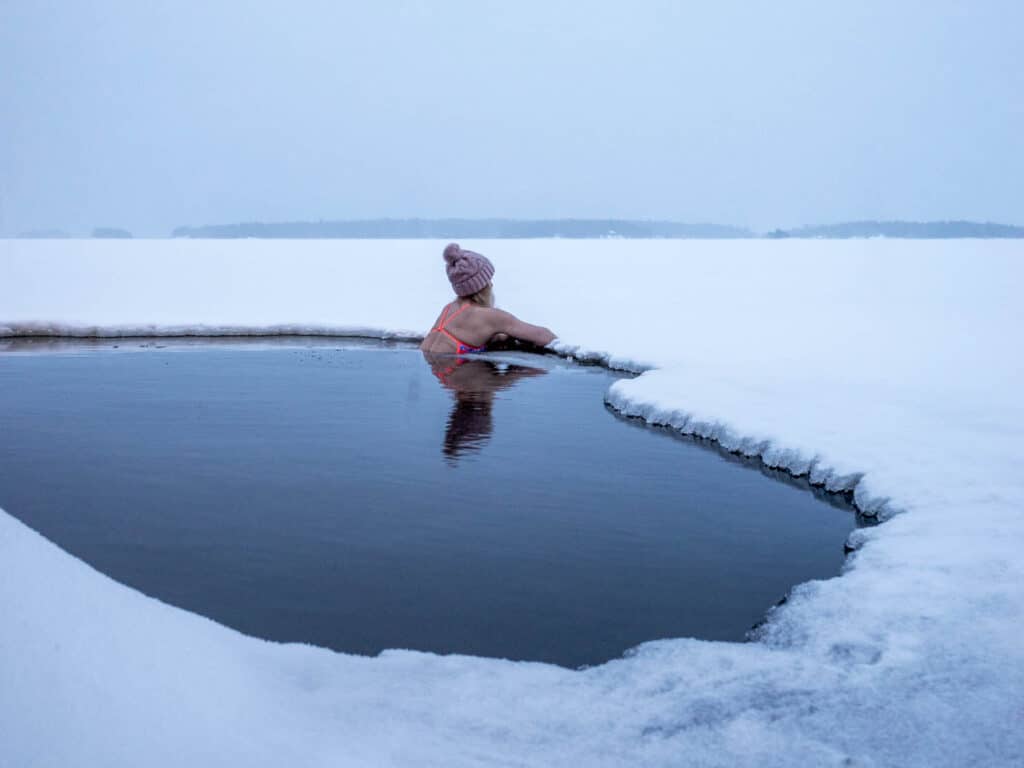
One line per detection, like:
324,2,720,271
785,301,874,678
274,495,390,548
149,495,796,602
17,228,71,238
17,227,132,238
92,227,132,238
15,218,1024,240
767,220,1024,239
170,219,752,239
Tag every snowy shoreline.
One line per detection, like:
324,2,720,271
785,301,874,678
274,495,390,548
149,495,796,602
2,238,1022,766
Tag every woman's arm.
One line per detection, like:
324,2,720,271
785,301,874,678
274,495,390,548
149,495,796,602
488,309,556,347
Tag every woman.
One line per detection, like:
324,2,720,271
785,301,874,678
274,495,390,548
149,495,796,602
420,243,556,355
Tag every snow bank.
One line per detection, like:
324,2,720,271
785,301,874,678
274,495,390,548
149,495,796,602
2,238,1023,766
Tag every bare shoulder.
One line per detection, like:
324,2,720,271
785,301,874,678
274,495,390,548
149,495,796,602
479,307,556,346
478,307,518,326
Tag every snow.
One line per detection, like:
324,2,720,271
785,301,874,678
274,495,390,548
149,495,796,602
2,238,1023,766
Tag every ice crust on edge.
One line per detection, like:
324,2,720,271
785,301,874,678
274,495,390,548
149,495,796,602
1,238,1023,767
0,321,422,340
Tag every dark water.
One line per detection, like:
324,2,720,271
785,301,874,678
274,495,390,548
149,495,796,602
0,338,859,668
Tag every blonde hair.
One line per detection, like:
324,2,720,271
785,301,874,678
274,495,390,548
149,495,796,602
464,284,494,307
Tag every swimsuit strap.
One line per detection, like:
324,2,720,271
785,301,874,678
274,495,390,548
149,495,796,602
432,301,485,354
433,301,471,333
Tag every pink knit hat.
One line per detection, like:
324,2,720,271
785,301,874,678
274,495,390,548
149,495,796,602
443,243,494,297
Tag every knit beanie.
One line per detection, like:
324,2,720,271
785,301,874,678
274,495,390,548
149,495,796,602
443,243,495,297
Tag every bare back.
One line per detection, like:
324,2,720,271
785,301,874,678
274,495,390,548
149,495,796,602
420,300,555,353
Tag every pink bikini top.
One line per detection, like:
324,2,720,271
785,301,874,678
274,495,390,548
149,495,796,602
432,302,486,355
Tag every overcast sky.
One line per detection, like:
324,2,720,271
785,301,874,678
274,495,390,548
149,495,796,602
2,0,1022,236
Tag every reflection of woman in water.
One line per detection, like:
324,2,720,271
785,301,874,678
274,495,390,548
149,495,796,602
420,243,556,355
427,357,547,463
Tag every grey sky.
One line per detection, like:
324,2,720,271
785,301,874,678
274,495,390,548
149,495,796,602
2,0,1022,236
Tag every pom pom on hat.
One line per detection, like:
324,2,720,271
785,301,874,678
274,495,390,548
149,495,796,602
443,242,462,265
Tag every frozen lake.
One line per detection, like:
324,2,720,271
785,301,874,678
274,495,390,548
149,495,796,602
0,338,859,667
2,239,1020,766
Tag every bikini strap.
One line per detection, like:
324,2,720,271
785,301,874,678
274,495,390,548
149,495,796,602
434,301,471,332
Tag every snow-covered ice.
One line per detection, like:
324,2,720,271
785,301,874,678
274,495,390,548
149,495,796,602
1,238,1022,766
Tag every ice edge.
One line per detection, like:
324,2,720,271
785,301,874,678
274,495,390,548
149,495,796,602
603,382,897,522
0,322,424,341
